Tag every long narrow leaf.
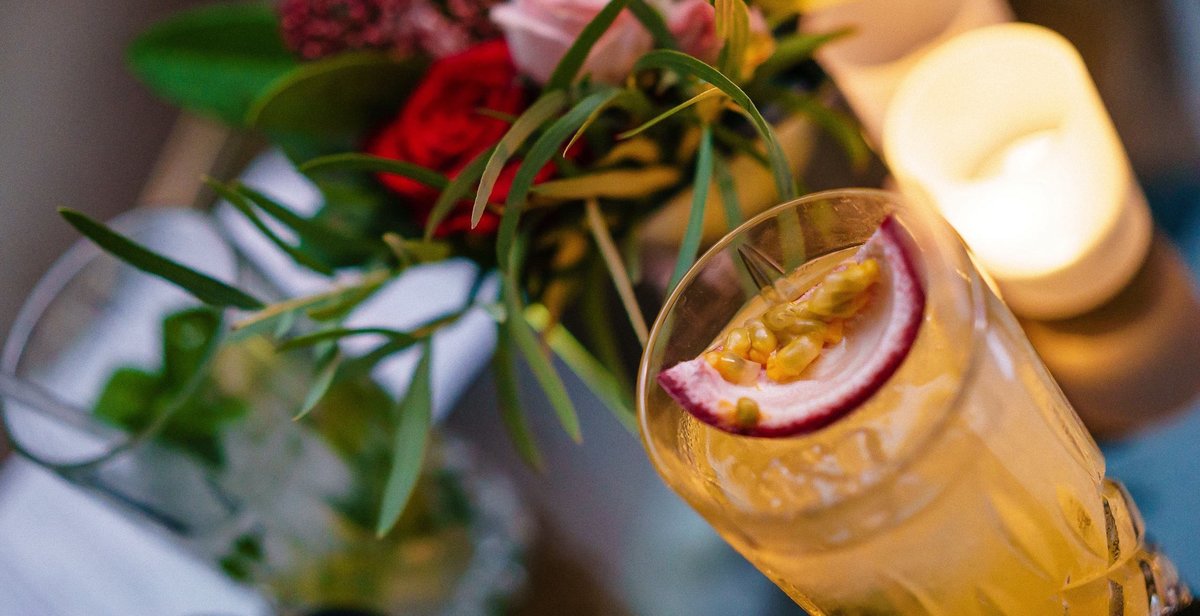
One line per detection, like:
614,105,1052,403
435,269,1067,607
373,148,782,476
232,270,390,331
563,89,650,156
667,125,714,294
526,304,637,435
278,327,416,352
503,274,581,442
299,153,449,190
715,0,750,80
774,89,870,172
492,324,544,470
206,178,334,275
471,91,567,228
714,156,760,296
584,199,649,346
530,167,681,201
616,88,724,140
376,339,434,537
295,349,341,420
634,50,796,201
545,0,630,90
497,89,623,270
627,0,677,49
59,208,264,310
425,147,492,240
753,29,850,83
235,183,381,258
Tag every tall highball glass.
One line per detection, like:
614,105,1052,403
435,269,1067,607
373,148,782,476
638,189,1188,614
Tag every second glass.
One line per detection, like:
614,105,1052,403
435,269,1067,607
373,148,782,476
638,189,1188,614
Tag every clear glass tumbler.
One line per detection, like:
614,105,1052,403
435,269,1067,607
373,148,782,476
638,189,1189,614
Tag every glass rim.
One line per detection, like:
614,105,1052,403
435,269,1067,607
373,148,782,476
0,207,226,472
637,187,990,515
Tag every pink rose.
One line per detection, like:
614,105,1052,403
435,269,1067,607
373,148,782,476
490,0,653,84
667,0,771,68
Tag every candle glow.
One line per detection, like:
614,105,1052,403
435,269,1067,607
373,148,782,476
883,24,1152,319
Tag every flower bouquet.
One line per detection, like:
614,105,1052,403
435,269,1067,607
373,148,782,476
46,0,866,607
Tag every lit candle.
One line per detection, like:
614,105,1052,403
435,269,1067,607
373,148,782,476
883,23,1153,319
801,0,1012,145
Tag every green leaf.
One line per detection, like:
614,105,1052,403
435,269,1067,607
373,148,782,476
584,199,649,346
667,125,714,294
773,89,870,172
376,339,434,537
299,153,448,190
234,183,383,261
753,29,850,84
425,147,493,240
59,208,263,310
634,50,796,202
616,88,724,140
503,274,581,442
627,0,678,49
279,327,417,352
248,53,427,138
563,89,649,156
471,91,567,228
492,324,544,470
497,89,624,271
545,0,630,90
526,305,637,434
382,233,452,266
715,0,751,80
126,3,298,124
206,178,335,275
295,349,341,420
714,156,762,296
232,270,390,332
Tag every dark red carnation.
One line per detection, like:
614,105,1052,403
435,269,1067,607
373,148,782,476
367,40,556,236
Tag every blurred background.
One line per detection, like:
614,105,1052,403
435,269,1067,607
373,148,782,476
1,1,1198,614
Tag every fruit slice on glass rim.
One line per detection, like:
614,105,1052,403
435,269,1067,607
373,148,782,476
657,217,925,437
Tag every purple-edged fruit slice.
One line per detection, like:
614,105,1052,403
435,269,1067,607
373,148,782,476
658,217,925,437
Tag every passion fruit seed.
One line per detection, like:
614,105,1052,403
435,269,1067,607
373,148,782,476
724,327,752,356
735,397,761,429
705,350,759,385
709,258,880,385
766,334,823,382
748,320,777,364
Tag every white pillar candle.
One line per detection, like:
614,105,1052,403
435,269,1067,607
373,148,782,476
883,23,1153,319
801,0,1012,145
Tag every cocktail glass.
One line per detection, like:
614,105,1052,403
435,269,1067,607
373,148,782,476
638,189,1189,614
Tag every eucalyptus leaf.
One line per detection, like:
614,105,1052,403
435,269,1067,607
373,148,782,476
60,208,263,310
503,274,581,442
526,305,637,434
471,91,567,228
545,0,630,90
299,153,448,190
497,89,624,271
126,3,297,124
530,167,681,201
493,324,544,470
634,50,796,202
295,349,341,420
206,178,335,275
668,125,714,294
425,147,494,240
248,53,427,138
234,183,383,261
376,339,434,537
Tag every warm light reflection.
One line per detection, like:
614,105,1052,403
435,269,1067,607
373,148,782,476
883,24,1152,319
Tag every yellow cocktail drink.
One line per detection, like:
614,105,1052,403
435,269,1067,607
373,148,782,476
638,190,1187,614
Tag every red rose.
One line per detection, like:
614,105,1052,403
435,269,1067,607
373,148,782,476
367,40,555,236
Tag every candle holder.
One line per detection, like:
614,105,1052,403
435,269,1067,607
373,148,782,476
801,0,1012,145
881,23,1200,437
